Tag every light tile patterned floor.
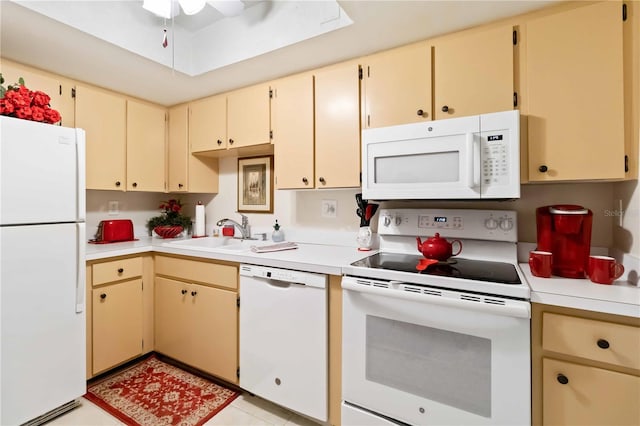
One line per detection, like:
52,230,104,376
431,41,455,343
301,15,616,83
48,393,321,426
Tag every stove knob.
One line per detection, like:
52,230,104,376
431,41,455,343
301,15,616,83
499,218,514,231
383,216,392,227
484,218,498,230
395,216,402,226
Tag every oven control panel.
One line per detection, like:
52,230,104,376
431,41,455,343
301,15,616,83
378,208,517,242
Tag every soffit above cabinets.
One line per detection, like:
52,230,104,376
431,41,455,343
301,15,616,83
1,1,557,106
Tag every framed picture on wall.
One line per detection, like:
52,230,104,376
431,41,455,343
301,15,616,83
238,156,273,213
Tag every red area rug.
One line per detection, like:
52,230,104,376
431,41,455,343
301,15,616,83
84,356,239,426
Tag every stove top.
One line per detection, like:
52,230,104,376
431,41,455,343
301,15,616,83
351,252,521,285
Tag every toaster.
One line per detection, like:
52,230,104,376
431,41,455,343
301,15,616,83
94,219,135,243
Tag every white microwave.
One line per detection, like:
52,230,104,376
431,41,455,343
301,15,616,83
361,110,520,200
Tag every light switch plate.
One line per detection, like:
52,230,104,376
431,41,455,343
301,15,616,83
321,199,337,218
108,201,119,215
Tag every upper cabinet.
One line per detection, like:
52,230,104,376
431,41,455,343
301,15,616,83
1,59,76,127
361,41,432,128
432,24,515,120
126,100,166,192
314,61,361,189
524,1,626,182
76,84,127,191
272,73,315,189
168,104,219,193
189,83,271,154
189,94,227,152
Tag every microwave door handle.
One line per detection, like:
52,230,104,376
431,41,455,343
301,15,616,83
465,133,480,189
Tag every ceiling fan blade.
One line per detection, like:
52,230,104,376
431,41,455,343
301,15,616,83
207,0,245,17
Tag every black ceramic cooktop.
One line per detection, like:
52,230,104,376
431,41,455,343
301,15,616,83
351,252,521,285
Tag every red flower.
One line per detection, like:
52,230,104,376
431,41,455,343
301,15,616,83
14,106,32,119
31,106,45,122
43,107,61,124
0,79,61,124
32,91,50,108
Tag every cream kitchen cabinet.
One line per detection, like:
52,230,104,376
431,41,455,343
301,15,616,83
532,303,640,426
89,256,147,376
189,83,271,154
76,84,127,191
126,99,166,192
361,41,432,128
524,1,626,182
168,104,219,193
154,255,238,384
1,59,76,127
432,24,514,121
314,61,361,188
272,73,315,189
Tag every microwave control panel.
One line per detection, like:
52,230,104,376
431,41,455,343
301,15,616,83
482,134,509,186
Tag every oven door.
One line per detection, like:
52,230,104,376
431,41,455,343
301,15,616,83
361,115,481,200
341,277,531,426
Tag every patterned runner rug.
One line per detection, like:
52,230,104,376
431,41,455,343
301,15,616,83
84,355,239,426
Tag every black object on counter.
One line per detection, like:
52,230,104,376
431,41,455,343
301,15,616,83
355,193,379,227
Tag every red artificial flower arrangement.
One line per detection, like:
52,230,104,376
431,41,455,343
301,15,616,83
0,73,61,124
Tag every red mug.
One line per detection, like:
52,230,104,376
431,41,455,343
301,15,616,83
588,256,624,285
529,251,553,278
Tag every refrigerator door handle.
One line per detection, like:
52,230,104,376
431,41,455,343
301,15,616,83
76,222,86,313
76,128,86,222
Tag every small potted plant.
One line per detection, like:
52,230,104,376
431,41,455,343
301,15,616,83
147,199,192,238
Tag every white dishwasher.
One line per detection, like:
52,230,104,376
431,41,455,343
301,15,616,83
239,264,328,422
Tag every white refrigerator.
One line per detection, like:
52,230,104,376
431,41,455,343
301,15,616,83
0,116,86,425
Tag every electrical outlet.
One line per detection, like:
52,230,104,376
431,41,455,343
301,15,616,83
108,201,119,216
321,199,337,218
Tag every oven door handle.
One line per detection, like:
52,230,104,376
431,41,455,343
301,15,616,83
342,280,530,319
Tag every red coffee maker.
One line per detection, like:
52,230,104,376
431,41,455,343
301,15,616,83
536,205,593,278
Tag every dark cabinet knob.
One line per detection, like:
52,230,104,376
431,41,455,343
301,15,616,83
557,374,569,385
181,289,187,295
115,181,121,187
191,291,197,296
539,165,548,173
100,293,107,300
441,105,449,113
417,109,425,117
132,182,138,188
302,177,308,184
319,177,326,184
597,339,610,349
229,138,234,145
178,183,184,188
117,268,124,273
217,139,222,146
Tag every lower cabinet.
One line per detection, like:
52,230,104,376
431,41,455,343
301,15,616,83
532,303,640,426
87,255,153,377
154,255,239,384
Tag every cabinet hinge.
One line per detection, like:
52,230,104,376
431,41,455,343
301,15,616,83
269,88,273,99
142,281,144,290
237,296,240,308
236,367,240,379
623,3,628,21
513,92,518,108
269,130,273,140
625,155,629,172
71,87,76,98
358,66,363,80
142,339,144,350
512,29,517,45
59,85,62,96
359,172,362,183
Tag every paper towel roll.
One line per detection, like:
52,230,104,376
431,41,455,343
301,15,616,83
194,203,205,237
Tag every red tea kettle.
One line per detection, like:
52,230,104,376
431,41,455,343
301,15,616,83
416,233,462,261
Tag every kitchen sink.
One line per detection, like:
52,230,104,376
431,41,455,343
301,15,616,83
163,237,271,252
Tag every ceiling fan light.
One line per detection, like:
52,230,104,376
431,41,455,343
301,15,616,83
207,0,245,17
178,0,206,15
142,0,173,19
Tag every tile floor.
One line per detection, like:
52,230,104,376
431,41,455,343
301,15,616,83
48,393,321,426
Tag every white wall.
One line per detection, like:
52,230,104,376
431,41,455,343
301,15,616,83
87,160,618,251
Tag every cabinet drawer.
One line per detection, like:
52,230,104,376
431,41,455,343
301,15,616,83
155,255,237,290
92,257,143,286
543,313,640,370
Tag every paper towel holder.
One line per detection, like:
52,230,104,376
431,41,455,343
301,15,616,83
193,201,206,238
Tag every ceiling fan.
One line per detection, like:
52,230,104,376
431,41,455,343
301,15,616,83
142,0,245,19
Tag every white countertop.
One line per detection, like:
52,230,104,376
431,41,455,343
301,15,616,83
520,263,640,318
86,236,372,276
87,239,640,318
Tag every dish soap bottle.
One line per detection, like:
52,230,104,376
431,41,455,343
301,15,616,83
272,220,284,242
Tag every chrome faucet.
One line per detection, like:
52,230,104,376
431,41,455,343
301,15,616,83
216,213,251,239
